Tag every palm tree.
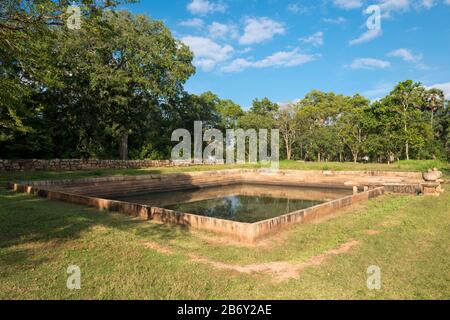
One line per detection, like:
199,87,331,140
424,88,445,131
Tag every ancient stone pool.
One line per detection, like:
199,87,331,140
114,184,352,223
10,169,436,242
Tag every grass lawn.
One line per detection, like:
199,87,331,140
0,160,449,299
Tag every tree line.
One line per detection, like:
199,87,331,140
281,86,448,163
1,1,449,162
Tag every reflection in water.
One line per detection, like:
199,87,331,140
165,195,323,223
116,184,352,223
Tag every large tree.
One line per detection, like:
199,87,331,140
0,0,130,35
365,101,405,163
384,80,426,160
277,104,298,160
0,0,131,144
337,95,372,163
51,11,195,159
250,97,279,116
216,99,244,130
433,99,450,159
296,91,345,162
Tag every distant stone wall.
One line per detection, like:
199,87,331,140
0,159,180,172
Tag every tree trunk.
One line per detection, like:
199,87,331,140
286,147,291,161
285,138,291,160
404,122,410,161
119,133,129,161
318,152,321,162
431,110,434,131
353,153,358,164
405,141,409,161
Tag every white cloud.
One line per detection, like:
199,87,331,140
387,48,430,69
388,48,422,62
362,82,394,100
239,47,253,54
255,50,317,68
349,28,382,45
179,18,204,28
371,0,438,18
181,36,233,71
333,0,364,9
208,22,239,40
429,82,450,99
332,0,440,14
300,32,324,47
323,16,347,24
222,49,317,73
239,17,285,45
346,1,440,45
287,3,308,14
350,58,391,70
187,0,227,16
221,59,253,73
377,0,410,17
420,0,435,9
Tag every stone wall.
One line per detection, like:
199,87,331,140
8,176,385,243
17,168,427,195
0,159,182,172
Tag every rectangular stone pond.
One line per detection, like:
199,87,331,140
8,169,403,242
114,184,353,223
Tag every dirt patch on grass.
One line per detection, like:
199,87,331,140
189,240,359,282
365,230,381,235
193,230,284,249
141,241,173,255
90,225,110,232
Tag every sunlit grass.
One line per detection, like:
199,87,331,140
1,181,449,299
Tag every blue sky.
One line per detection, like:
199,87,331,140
124,0,450,108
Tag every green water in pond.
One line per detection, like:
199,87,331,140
165,196,323,223
116,184,352,223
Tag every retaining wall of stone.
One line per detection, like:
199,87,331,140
9,169,403,242
250,187,385,241
19,168,423,195
10,169,436,242
0,159,189,172
8,179,385,242
21,170,245,198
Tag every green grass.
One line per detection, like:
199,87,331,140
279,159,450,174
1,160,449,299
1,182,449,299
1,160,449,184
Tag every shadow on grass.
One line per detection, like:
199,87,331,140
0,188,186,269
0,247,50,269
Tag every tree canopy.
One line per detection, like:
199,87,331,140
0,2,448,162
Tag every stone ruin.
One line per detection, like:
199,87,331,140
422,168,445,196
